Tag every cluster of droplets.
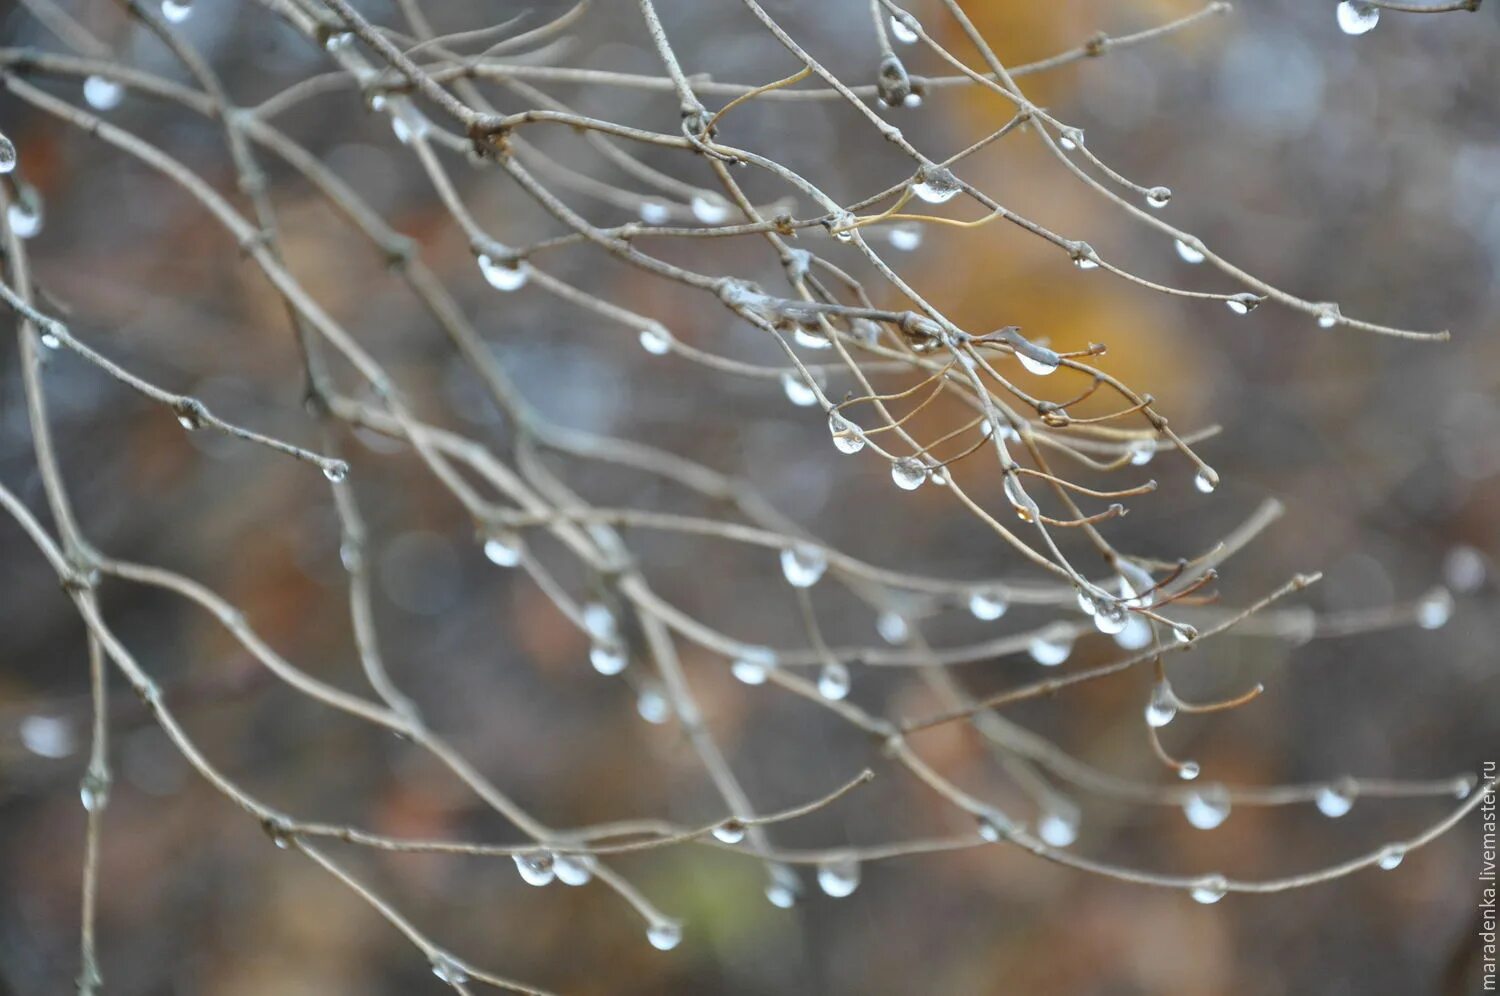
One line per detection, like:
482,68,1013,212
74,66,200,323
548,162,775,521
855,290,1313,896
582,602,627,676
512,850,595,888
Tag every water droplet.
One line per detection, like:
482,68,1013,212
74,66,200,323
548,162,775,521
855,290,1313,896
1037,804,1079,848
389,99,430,144
1004,475,1039,522
1145,681,1178,728
816,660,851,700
7,189,43,239
19,714,74,758
781,370,820,407
1113,614,1152,650
765,864,801,908
430,953,470,985
1225,293,1261,316
1416,587,1453,629
0,133,15,174
83,76,124,111
1091,600,1128,635
478,254,528,292
161,0,192,23
79,770,110,812
176,409,202,431
1145,187,1172,209
1315,783,1356,818
554,853,594,886
1336,1,1380,35
780,544,827,588
582,602,617,641
1174,238,1206,265
1190,874,1228,904
1072,243,1100,269
1183,787,1231,830
589,641,628,676
639,326,671,355
816,855,861,897
712,820,747,844
690,194,729,224
1178,761,1201,781
891,456,929,491
731,646,777,685
322,461,349,483
1059,128,1084,151
1194,469,1219,494
888,221,923,252
792,325,832,350
968,588,1008,621
1016,350,1060,376
1128,439,1157,465
1377,844,1406,870
323,30,353,51
647,921,683,951
39,331,61,350
828,411,866,454
911,166,961,204
889,12,921,44
638,199,670,224
483,533,523,567
1028,628,1074,667
636,686,671,724
1443,545,1487,593
1317,304,1341,329
513,851,556,886
977,810,1014,842
902,92,923,108
876,611,909,645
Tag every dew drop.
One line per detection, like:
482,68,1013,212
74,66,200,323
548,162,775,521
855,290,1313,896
793,325,832,350
513,851,555,886
1037,804,1079,848
781,370,820,407
39,331,61,350
1377,844,1406,870
20,715,73,758
712,820,747,844
1183,787,1231,830
889,12,921,44
83,76,124,111
1415,587,1453,629
730,647,777,686
161,0,192,23
1178,761,1201,781
582,602,617,641
7,190,43,239
1145,186,1172,209
781,544,827,588
1016,350,1060,376
1336,1,1380,35
1028,628,1074,667
430,953,470,985
977,810,1014,842
1058,128,1083,151
639,326,672,355
816,855,861,897
911,166,961,204
1442,545,1487,594
1190,874,1228,905
968,588,1008,621
1317,305,1341,329
79,770,110,812
1004,475,1040,522
0,133,15,174
1173,238,1206,265
891,456,929,491
636,686,671,724
1091,600,1128,636
1225,293,1261,316
478,254,528,292
828,411,866,454
1072,243,1100,270
322,461,349,483
647,921,683,951
1113,614,1152,650
1194,469,1219,495
876,611,909,645
483,533,523,567
1315,783,1356,819
690,194,730,224
902,92,923,108
636,200,670,225
765,864,801,908
889,221,923,252
553,853,594,886
1128,439,1157,466
589,641,628,676
1145,680,1178,728
816,660,851,701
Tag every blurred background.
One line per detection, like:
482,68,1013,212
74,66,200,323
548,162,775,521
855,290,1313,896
1,1,1498,993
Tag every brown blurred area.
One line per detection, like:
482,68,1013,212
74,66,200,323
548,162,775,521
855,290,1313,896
2,1,1499,994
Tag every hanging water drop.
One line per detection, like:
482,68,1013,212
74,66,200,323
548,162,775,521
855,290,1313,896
83,76,124,111
19,715,73,758
1037,803,1079,848
712,820,747,844
1174,238,1206,265
0,132,15,174
1442,545,1487,594
730,647,777,685
1028,628,1074,667
639,326,672,355
1004,474,1039,522
1113,614,1152,650
478,254,528,292
1059,128,1084,151
1016,350,1060,376
1072,243,1100,270
1145,187,1172,209
889,221,923,252
1183,787,1231,830
1315,783,1356,818
1336,1,1380,35
582,602,617,641
161,0,192,23
1415,587,1453,629
891,456,929,491
322,461,349,483
977,810,1014,842
553,853,594,886
828,411,866,454
780,544,827,588
647,921,683,951
816,855,861,898
1092,600,1128,635
589,641,628,676
690,194,729,224
1194,468,1219,494
483,532,523,567
1190,874,1229,905
7,188,43,240
968,588,1008,621
889,12,921,44
817,660,851,700
1128,439,1157,466
636,686,671,724
39,331,61,350
1145,680,1178,728
79,770,111,812
911,166,961,204
430,954,470,985
781,370,820,407
1225,293,1261,316
765,864,801,908
876,611,909,645
1377,844,1406,870
513,851,556,886
1178,761,1201,781
1317,305,1341,329
793,325,832,350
